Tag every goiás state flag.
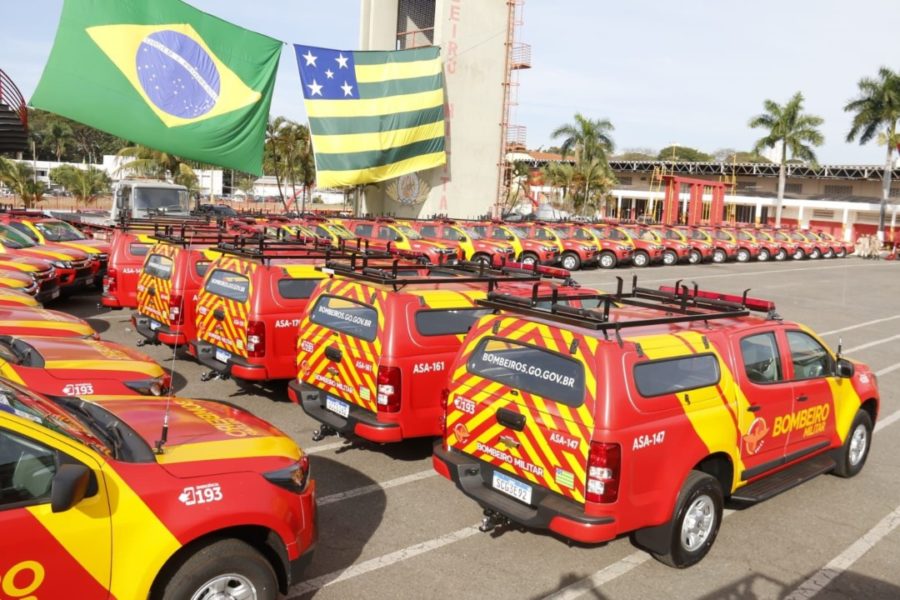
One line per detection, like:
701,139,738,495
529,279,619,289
31,0,281,175
294,44,446,188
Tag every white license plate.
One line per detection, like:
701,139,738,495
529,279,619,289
492,470,532,505
325,395,350,419
149,319,162,331
50,289,61,299
214,348,231,364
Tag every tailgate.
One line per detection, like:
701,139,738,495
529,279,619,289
136,246,177,327
195,258,258,358
446,317,596,504
297,281,384,413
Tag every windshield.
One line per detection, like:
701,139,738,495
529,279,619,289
737,231,754,241
460,227,482,240
396,225,422,240
0,380,110,456
533,228,557,241
0,223,37,248
818,232,834,241
637,228,660,242
133,187,191,214
35,220,87,241
554,229,571,239
324,223,355,240
772,231,791,242
714,230,735,242
682,228,710,242
505,226,528,238
790,232,808,242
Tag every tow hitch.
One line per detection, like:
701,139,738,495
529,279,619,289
479,509,511,533
312,424,337,442
200,369,228,382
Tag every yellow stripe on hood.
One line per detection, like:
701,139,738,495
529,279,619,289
155,436,301,464
43,360,164,377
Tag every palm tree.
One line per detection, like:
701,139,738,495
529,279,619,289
45,121,72,163
748,92,824,227
551,113,615,211
541,162,575,203
844,67,900,242
116,145,195,183
0,158,46,208
49,165,110,208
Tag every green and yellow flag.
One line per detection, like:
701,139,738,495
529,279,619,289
31,0,281,175
294,44,446,188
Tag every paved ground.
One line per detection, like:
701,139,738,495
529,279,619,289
63,256,900,599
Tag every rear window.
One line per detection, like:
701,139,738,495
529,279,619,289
467,337,585,406
143,254,174,280
277,278,320,300
195,260,210,278
415,309,490,337
204,269,250,302
633,354,720,397
309,295,378,341
130,243,150,257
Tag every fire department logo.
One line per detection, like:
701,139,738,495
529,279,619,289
453,422,470,444
742,417,769,455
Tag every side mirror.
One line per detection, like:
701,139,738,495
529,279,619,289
507,235,515,241
458,236,468,242
51,463,91,513
836,358,854,378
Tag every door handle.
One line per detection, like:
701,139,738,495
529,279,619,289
747,405,761,413
496,407,526,431
796,394,809,402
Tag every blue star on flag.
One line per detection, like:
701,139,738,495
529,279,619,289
294,45,359,100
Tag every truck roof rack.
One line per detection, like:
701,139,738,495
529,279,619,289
476,276,777,339
214,235,393,264
318,257,554,292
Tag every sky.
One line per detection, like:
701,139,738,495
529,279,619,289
3,0,899,165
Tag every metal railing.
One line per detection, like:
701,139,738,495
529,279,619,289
0,69,27,129
396,27,435,50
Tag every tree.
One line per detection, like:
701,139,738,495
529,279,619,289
44,121,72,163
0,158,46,208
49,164,110,207
541,161,575,203
264,117,315,213
748,92,824,227
551,113,616,212
656,145,713,162
844,67,900,242
613,149,657,161
115,145,195,183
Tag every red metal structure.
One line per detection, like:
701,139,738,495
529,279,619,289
660,175,729,226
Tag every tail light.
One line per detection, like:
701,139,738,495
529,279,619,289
247,320,266,357
376,365,401,413
586,442,620,503
440,388,450,447
167,293,184,325
103,267,118,293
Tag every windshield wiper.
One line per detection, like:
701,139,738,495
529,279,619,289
59,400,120,458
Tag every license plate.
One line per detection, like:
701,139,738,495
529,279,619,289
325,395,350,419
149,319,161,331
214,348,231,364
50,289,60,300
492,470,532,505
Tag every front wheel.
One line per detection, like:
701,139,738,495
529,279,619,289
687,249,702,265
471,252,492,266
632,250,650,268
758,248,770,262
837,247,847,258
775,248,788,261
520,252,539,267
652,471,723,568
712,249,727,264
793,249,806,260
662,250,678,266
824,248,835,258
736,249,750,263
560,251,581,271
598,251,617,269
156,539,278,600
832,410,872,478
810,248,822,259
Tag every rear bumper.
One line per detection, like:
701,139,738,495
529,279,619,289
432,443,616,544
133,314,188,346
293,380,403,443
191,341,269,380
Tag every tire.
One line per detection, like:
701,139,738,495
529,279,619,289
561,251,581,271
598,251,617,269
712,249,727,264
632,250,650,268
520,252,539,267
687,249,702,265
472,253,492,266
662,250,678,266
156,539,278,600
824,248,835,258
758,248,770,262
775,248,788,261
832,410,873,478
837,248,847,258
736,249,750,263
793,249,806,260
810,248,822,259
652,471,723,569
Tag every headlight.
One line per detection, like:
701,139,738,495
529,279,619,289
580,245,595,251
617,245,629,251
264,456,310,493
51,260,73,269
124,376,170,396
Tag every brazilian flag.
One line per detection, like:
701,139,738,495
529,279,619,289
31,0,281,175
